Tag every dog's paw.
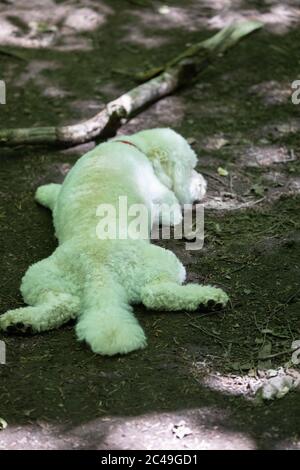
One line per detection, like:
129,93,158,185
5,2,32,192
0,308,38,334
198,286,229,310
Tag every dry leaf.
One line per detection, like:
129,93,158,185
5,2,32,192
217,167,229,177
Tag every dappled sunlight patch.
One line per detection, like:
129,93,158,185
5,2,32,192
202,134,229,151
261,170,300,202
0,421,92,449
42,86,72,99
261,119,300,140
209,2,300,34
121,0,245,48
239,144,294,167
0,410,256,449
191,358,261,399
69,410,256,450
120,96,186,134
14,60,60,88
121,28,170,49
131,5,209,33
249,80,293,106
0,17,19,44
64,7,107,32
203,195,260,211
263,170,288,186
127,0,300,35
258,4,300,34
262,171,300,198
288,177,300,193
205,0,241,8
0,0,113,50
1,0,300,55
199,369,260,398
196,366,300,402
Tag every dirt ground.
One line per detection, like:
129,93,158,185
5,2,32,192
0,0,300,450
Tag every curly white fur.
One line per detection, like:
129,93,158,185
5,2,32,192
0,128,228,355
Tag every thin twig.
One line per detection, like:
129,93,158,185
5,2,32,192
201,170,230,187
187,314,238,344
259,348,295,360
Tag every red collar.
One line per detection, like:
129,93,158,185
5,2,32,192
114,140,142,152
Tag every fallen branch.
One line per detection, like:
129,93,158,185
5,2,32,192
0,20,263,147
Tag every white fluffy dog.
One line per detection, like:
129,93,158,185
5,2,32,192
0,128,228,355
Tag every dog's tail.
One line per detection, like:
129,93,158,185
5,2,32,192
75,266,146,356
35,183,62,211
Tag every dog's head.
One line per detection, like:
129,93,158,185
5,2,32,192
129,128,207,204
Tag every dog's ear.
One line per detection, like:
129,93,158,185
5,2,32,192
172,161,193,204
148,147,173,189
148,147,194,203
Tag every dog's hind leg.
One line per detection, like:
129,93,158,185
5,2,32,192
141,281,228,312
0,293,80,333
76,269,146,356
139,245,228,312
35,183,62,211
0,252,80,333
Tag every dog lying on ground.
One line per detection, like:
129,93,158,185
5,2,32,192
0,128,228,355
